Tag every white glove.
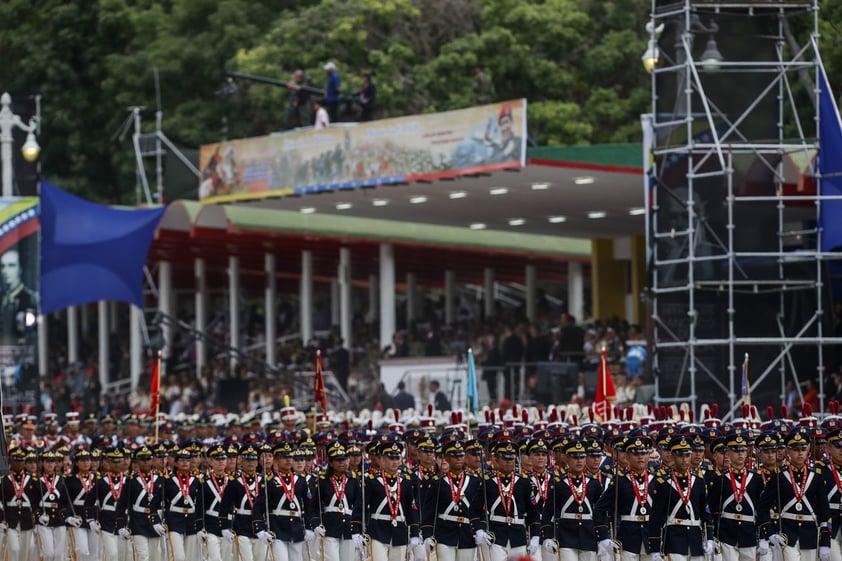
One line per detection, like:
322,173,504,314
257,530,274,545
820,546,830,561
597,539,614,557
118,528,131,540
542,539,557,552
314,525,327,538
651,554,664,561
409,537,421,550
65,516,82,528
352,534,366,550
423,537,436,550
757,540,770,555
474,529,492,546
153,524,167,537
222,529,235,543
0,522,6,534
769,534,786,548
527,536,540,556
87,519,101,533
703,540,715,556
304,529,315,543
38,514,50,525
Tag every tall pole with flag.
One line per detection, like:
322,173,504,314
151,350,162,443
594,347,616,421
740,353,751,406
314,349,327,414
466,348,480,415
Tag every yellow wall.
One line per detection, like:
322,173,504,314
591,238,626,320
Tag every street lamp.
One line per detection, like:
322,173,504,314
0,92,40,198
641,16,724,73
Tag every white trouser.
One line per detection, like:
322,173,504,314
659,556,704,561
719,542,755,561
168,532,201,561
831,538,842,561
6,528,33,561
619,546,655,561
207,532,235,561
490,543,524,561
273,539,304,561
323,536,356,561
782,546,818,561
86,528,101,561
435,544,476,561
370,538,406,561
235,535,267,561
102,531,128,561
68,526,89,560
559,549,596,561
35,525,67,561
131,534,163,561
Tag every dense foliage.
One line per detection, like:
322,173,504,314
0,0,840,203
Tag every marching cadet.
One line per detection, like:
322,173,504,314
116,445,162,561
526,439,551,515
541,438,602,561
253,441,313,561
1,447,40,561
420,440,488,561
647,435,714,561
583,439,609,489
220,443,264,561
414,436,438,478
87,447,130,561
36,449,75,561
756,432,781,477
464,440,484,476
309,442,362,561
594,434,655,561
482,441,540,561
153,448,203,561
708,430,764,561
202,444,233,561
758,427,831,561
65,449,97,561
362,441,420,561
820,427,842,558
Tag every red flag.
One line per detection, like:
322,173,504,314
593,348,616,420
149,354,161,415
314,350,327,413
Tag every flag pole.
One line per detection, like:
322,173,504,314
601,346,608,418
154,350,162,444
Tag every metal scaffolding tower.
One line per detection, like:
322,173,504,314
647,0,842,418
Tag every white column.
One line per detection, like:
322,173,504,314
444,270,455,325
379,244,395,351
300,250,313,345
158,261,173,358
109,301,118,334
265,253,277,367
80,304,90,338
229,256,240,370
130,305,142,392
331,279,340,327
368,274,378,323
339,248,352,350
568,261,585,322
38,314,47,378
406,272,417,324
484,267,495,319
525,264,537,321
195,258,207,374
98,301,109,389
67,306,79,365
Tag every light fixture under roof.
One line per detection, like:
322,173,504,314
531,183,550,191
548,216,567,223
300,207,316,214
336,202,353,211
489,187,509,196
575,177,595,185
469,223,486,230
449,191,467,199
372,199,389,207
508,218,526,226
410,196,428,204
587,211,607,219
628,207,647,216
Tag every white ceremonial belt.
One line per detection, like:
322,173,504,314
41,502,58,508
665,518,700,527
132,506,152,514
619,515,648,523
720,512,754,522
831,503,841,510
489,515,525,526
371,514,404,522
558,513,591,521
101,505,116,512
438,514,470,524
170,507,195,514
271,509,300,517
324,507,347,514
235,508,253,516
781,513,816,522
206,509,220,517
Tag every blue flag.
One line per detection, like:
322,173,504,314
466,348,480,414
40,181,165,315
818,61,842,252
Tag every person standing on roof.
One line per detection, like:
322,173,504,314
323,62,342,122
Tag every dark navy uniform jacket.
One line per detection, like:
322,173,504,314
116,471,162,538
253,471,313,542
482,471,539,548
541,472,602,551
593,469,653,554
86,473,129,534
202,472,233,537
758,466,831,549
708,468,764,548
1,471,41,531
309,469,363,540
420,471,486,548
63,473,97,529
818,461,842,540
152,471,203,535
647,469,713,557
220,471,263,538
362,471,418,546
37,474,72,527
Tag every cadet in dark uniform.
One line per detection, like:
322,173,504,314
153,448,203,561
309,442,362,561
116,445,163,561
483,441,541,561
420,440,488,561
1,447,40,561
758,427,831,561
36,449,74,561
362,441,419,561
202,444,232,561
648,435,714,561
220,443,264,561
87,447,130,561
64,449,97,561
541,438,602,561
820,427,842,559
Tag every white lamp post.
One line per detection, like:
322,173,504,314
0,92,40,198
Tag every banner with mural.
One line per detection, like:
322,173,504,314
198,100,527,202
